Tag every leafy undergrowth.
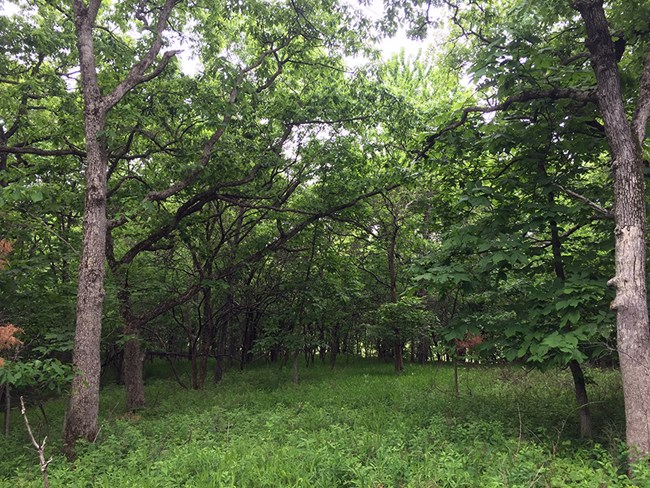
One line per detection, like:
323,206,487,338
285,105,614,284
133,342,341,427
3,360,649,487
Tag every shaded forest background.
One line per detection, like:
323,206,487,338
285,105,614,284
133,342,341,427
2,0,650,470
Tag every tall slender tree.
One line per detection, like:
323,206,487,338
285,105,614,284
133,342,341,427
65,0,179,449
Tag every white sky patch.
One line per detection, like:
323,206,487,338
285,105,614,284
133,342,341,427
343,0,449,68
0,0,19,16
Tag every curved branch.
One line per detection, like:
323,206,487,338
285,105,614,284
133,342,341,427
101,0,180,112
418,88,597,159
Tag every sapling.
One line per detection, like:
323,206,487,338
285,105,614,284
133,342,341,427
20,396,52,488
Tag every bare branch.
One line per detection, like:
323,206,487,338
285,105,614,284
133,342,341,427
555,184,612,218
20,397,52,488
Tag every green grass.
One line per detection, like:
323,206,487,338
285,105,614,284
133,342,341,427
2,359,648,487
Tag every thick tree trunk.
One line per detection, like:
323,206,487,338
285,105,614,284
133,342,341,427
64,0,176,452
417,339,428,365
394,343,404,373
113,274,146,411
574,0,650,457
64,42,107,447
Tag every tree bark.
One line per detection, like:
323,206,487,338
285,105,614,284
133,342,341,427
123,330,146,411
569,359,594,439
64,2,107,449
64,0,177,450
574,0,650,457
110,270,146,411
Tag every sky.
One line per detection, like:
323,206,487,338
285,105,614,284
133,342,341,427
0,0,444,75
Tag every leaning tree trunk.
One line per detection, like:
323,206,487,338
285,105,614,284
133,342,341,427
569,359,594,439
574,0,650,457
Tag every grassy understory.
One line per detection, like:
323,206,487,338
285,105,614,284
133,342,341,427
2,359,648,487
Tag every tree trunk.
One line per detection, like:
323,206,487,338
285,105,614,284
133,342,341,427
453,358,459,399
123,327,145,411
113,273,146,411
394,343,404,373
417,339,428,365
292,351,299,385
3,382,10,436
198,287,214,389
63,14,107,446
64,0,177,451
330,324,340,369
387,214,403,373
214,319,228,383
540,159,594,439
574,0,650,457
569,360,594,439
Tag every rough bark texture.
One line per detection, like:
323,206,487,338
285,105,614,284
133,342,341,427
574,0,650,457
64,1,107,449
65,0,178,450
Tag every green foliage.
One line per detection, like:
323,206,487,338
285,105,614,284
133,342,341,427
0,357,72,392
371,296,435,345
2,362,644,487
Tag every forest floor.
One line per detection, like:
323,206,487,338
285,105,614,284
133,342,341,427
2,359,649,487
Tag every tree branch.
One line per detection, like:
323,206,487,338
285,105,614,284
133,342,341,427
418,88,597,159
20,397,52,488
555,184,612,218
101,0,180,112
0,146,85,157
632,44,650,147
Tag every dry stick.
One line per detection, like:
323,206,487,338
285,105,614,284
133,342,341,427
20,396,52,488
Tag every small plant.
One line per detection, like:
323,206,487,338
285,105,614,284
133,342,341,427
20,396,52,488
